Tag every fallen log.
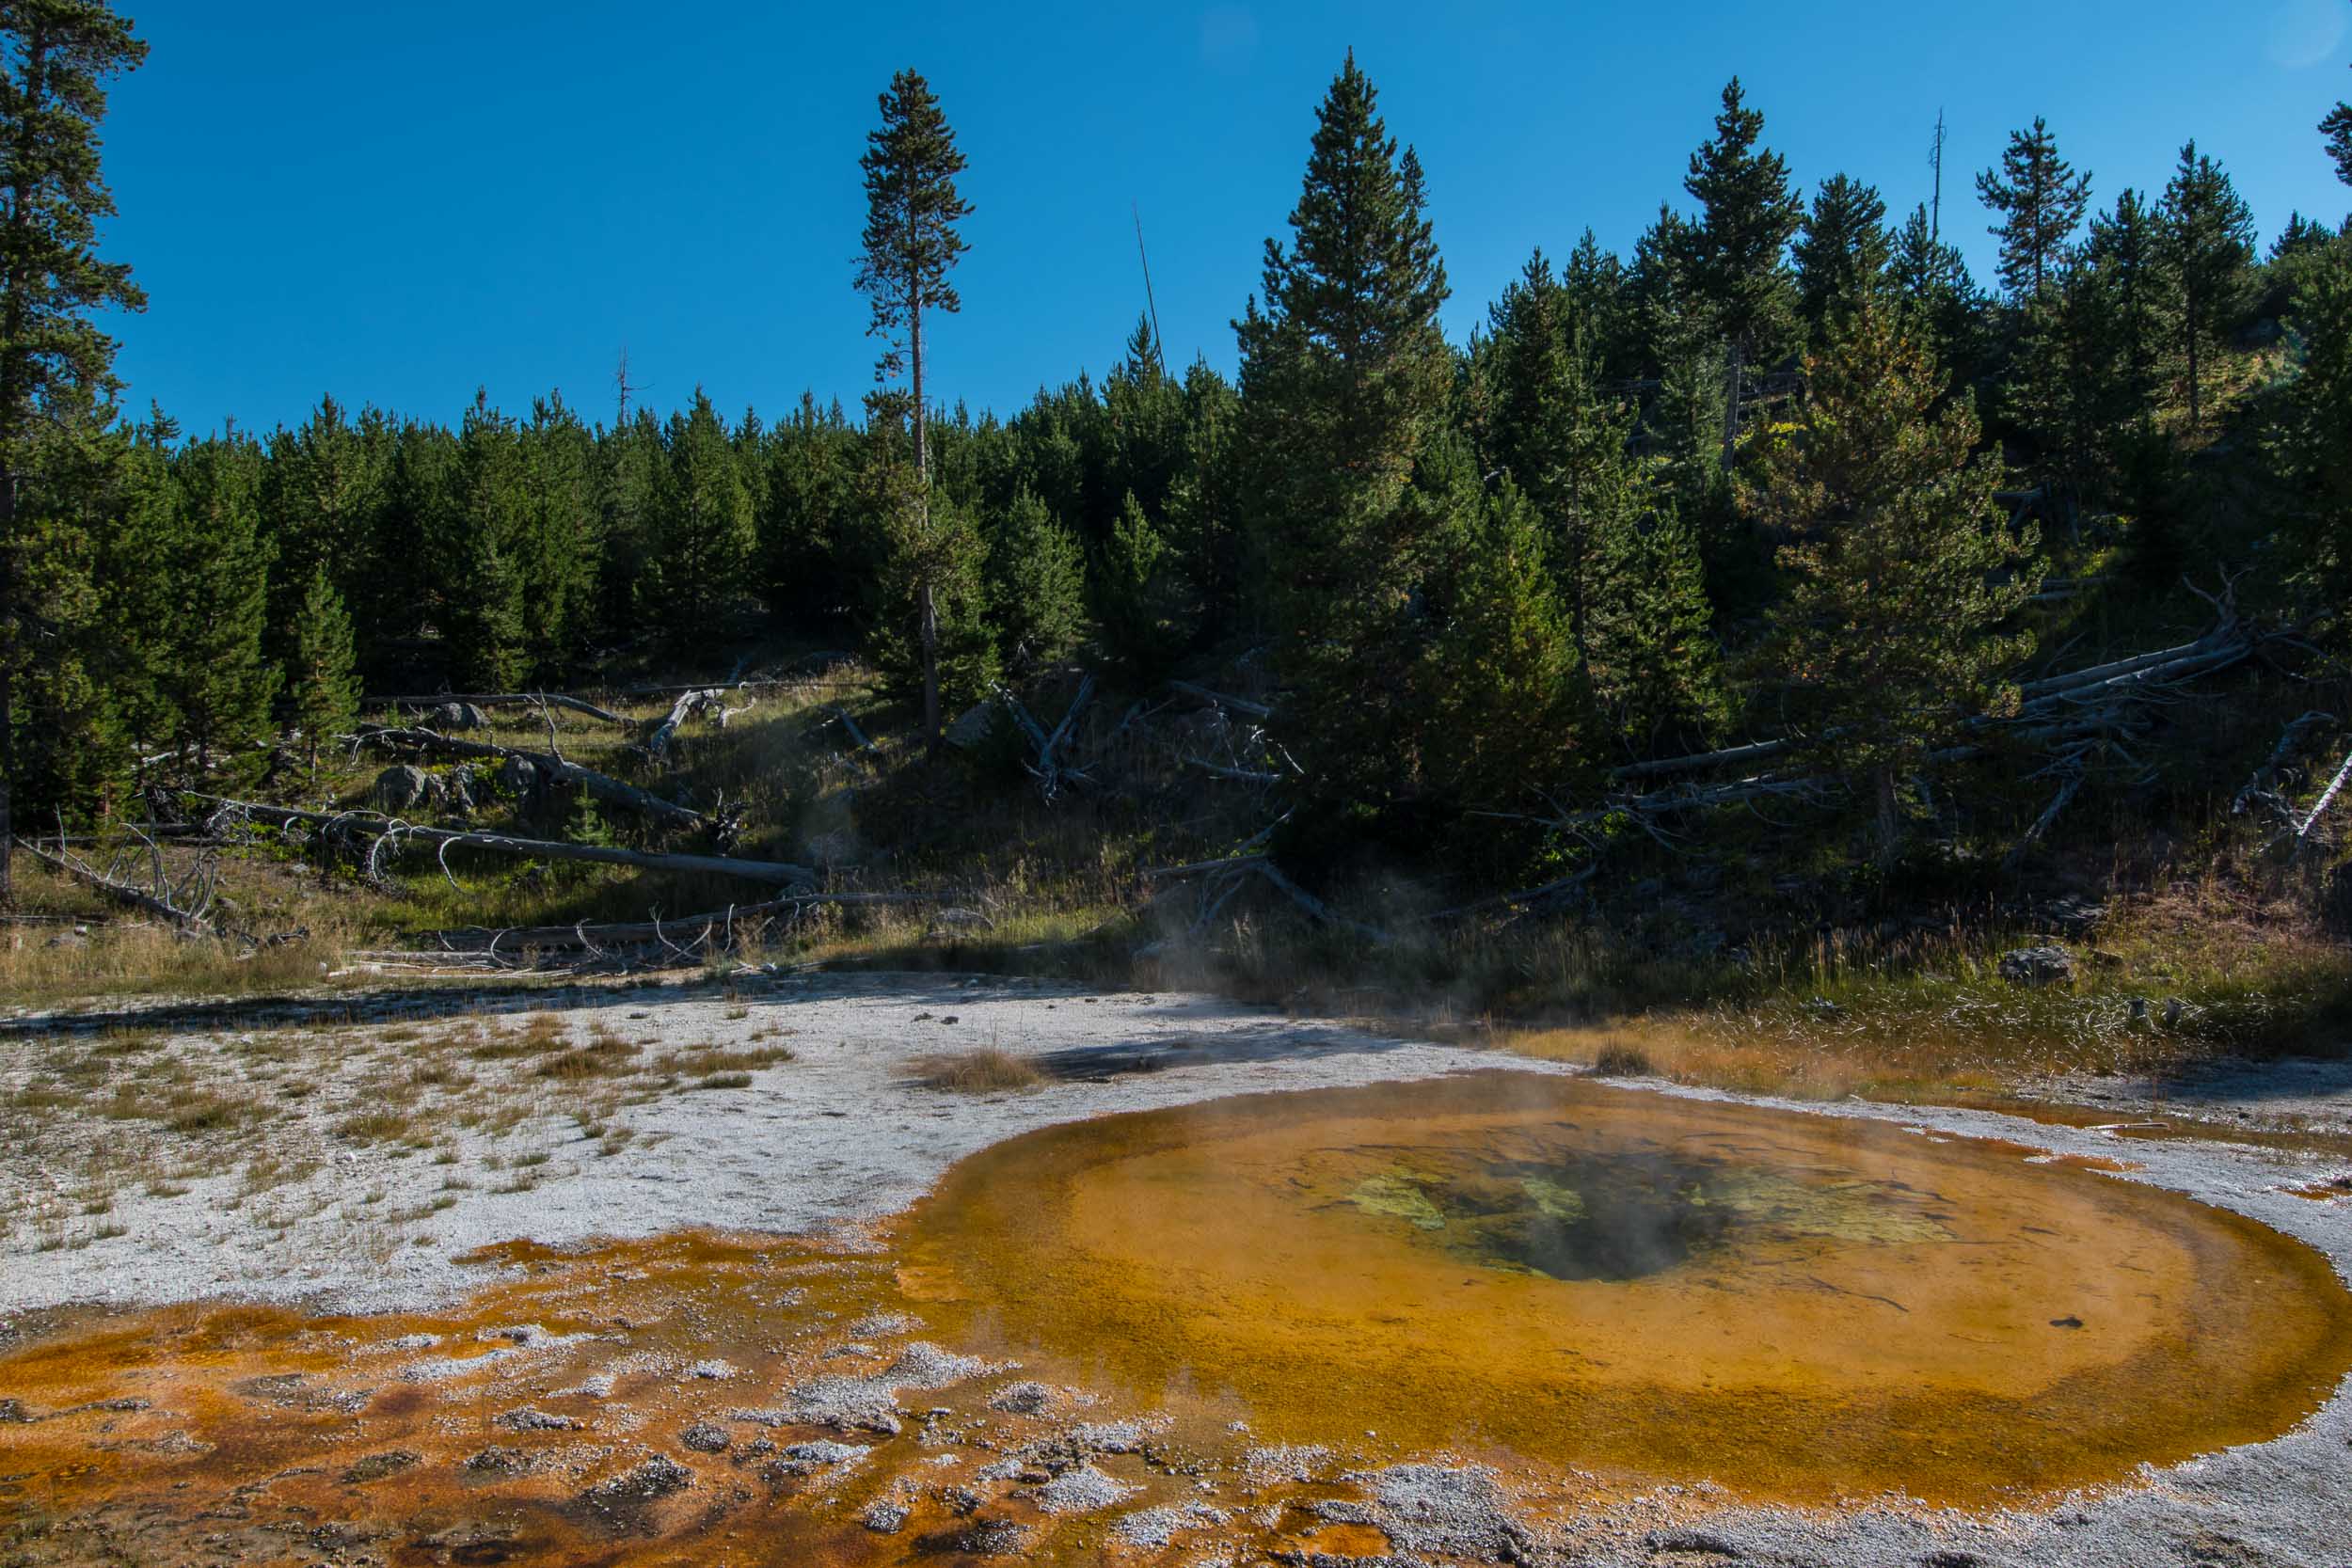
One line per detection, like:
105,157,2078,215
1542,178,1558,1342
1144,853,1271,880
368,691,631,724
194,796,818,888
13,833,234,938
1168,680,1273,719
1610,616,2254,785
350,726,707,832
427,891,938,953
644,688,753,759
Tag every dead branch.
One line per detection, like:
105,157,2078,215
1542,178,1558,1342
1168,679,1274,719
995,675,1097,802
370,691,630,724
13,834,237,939
194,795,817,888
427,890,934,954
644,689,732,759
1144,853,1271,880
1184,754,1284,784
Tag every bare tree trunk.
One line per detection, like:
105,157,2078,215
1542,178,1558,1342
911,291,942,760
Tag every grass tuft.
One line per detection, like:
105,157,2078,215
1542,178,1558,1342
906,1048,1044,1093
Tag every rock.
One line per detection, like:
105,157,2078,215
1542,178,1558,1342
580,1453,691,1513
678,1422,729,1454
2038,895,2108,939
1032,1463,1136,1514
372,765,438,814
766,1439,867,1477
461,1445,533,1476
498,754,539,796
944,702,996,750
443,766,484,814
1069,1419,1147,1454
342,1449,420,1483
494,1407,582,1433
859,1500,909,1534
433,702,489,731
986,1380,1056,1416
1997,945,2075,987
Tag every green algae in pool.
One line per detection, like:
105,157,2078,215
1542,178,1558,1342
895,1070,2352,1504
1327,1140,1948,1279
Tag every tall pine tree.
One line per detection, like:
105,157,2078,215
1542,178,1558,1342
2157,142,2254,431
854,68,972,753
644,388,754,642
282,563,358,780
1234,52,1451,807
1976,118,2091,301
1753,300,2042,847
1682,78,1802,452
1793,174,1889,337
0,0,144,896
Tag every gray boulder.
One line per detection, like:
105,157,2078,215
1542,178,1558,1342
498,754,539,796
372,765,438,814
943,702,995,750
433,701,489,731
1997,945,2076,987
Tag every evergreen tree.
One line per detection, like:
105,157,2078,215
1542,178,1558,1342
2265,234,2352,639
1682,77,1802,449
1486,250,1625,673
986,487,1086,670
1792,173,1889,336
282,563,358,779
1752,301,2042,847
1887,204,1984,384
369,420,453,676
643,388,754,641
1586,498,1725,755
2084,189,2176,428
756,392,853,629
1560,229,1631,378
2324,72,2351,185
1165,357,1241,639
120,438,280,787
854,67,973,753
438,394,529,689
516,391,599,672
2274,213,2339,262
0,0,145,896
1234,51,1451,805
859,420,996,716
1976,118,2091,300
260,395,385,671
1425,478,1581,812
2157,142,2254,430
1092,490,1189,680
1103,312,1184,517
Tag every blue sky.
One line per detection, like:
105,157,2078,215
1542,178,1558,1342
103,0,2352,436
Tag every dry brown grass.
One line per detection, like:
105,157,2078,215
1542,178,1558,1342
904,1047,1044,1093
